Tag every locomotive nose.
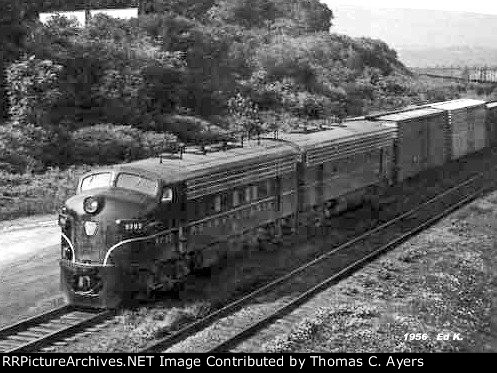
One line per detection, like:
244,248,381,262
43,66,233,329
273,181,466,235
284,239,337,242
62,189,157,263
65,188,156,220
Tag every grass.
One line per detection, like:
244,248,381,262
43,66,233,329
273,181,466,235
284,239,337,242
260,194,496,352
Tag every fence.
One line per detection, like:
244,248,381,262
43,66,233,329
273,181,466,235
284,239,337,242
414,66,497,83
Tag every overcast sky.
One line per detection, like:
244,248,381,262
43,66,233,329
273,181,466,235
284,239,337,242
322,0,497,15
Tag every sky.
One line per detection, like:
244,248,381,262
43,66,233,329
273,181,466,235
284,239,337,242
322,0,497,16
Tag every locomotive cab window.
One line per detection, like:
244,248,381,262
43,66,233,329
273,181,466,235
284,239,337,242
161,187,173,203
116,173,159,197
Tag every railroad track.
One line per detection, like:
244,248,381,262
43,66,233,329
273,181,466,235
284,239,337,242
142,172,487,353
0,305,112,352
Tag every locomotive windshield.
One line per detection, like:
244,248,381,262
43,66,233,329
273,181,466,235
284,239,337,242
81,172,112,191
80,172,159,197
115,173,159,197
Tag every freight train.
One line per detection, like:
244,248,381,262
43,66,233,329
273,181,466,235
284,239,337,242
58,98,497,308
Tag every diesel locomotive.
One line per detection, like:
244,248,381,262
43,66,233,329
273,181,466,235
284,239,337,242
59,98,496,308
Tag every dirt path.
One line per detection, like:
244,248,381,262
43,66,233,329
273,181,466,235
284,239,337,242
0,214,64,328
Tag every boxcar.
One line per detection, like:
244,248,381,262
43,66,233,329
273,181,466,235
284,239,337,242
429,99,487,159
372,108,447,182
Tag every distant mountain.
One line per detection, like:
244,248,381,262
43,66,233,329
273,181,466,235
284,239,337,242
398,46,497,68
331,6,497,67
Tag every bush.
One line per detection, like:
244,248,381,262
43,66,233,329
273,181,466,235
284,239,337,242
6,56,63,128
0,166,90,220
71,124,178,165
147,115,233,144
0,122,50,173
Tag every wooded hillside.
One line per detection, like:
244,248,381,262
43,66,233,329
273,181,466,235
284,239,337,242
0,0,464,173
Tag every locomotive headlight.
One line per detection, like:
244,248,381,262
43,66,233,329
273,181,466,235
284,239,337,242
83,197,99,214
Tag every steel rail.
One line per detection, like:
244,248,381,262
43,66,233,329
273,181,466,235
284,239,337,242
0,306,112,353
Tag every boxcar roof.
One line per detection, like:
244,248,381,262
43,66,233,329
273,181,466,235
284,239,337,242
429,98,486,110
487,101,497,109
375,107,445,122
276,120,395,150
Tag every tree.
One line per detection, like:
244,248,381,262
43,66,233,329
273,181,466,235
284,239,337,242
227,93,265,135
3,55,68,170
211,0,280,29
6,55,63,127
140,0,215,20
0,0,27,119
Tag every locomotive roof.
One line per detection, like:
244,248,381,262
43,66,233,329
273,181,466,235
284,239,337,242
487,101,497,109
95,120,395,185
428,98,486,110
375,107,445,122
114,138,298,185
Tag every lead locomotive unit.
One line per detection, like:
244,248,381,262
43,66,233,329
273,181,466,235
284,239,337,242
59,99,494,308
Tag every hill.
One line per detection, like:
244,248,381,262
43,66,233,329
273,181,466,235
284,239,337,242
397,47,497,68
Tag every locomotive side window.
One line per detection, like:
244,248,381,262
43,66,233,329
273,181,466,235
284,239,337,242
266,179,274,195
252,185,258,200
116,173,159,197
233,190,240,207
213,195,222,213
161,187,173,203
81,172,112,192
245,187,251,203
